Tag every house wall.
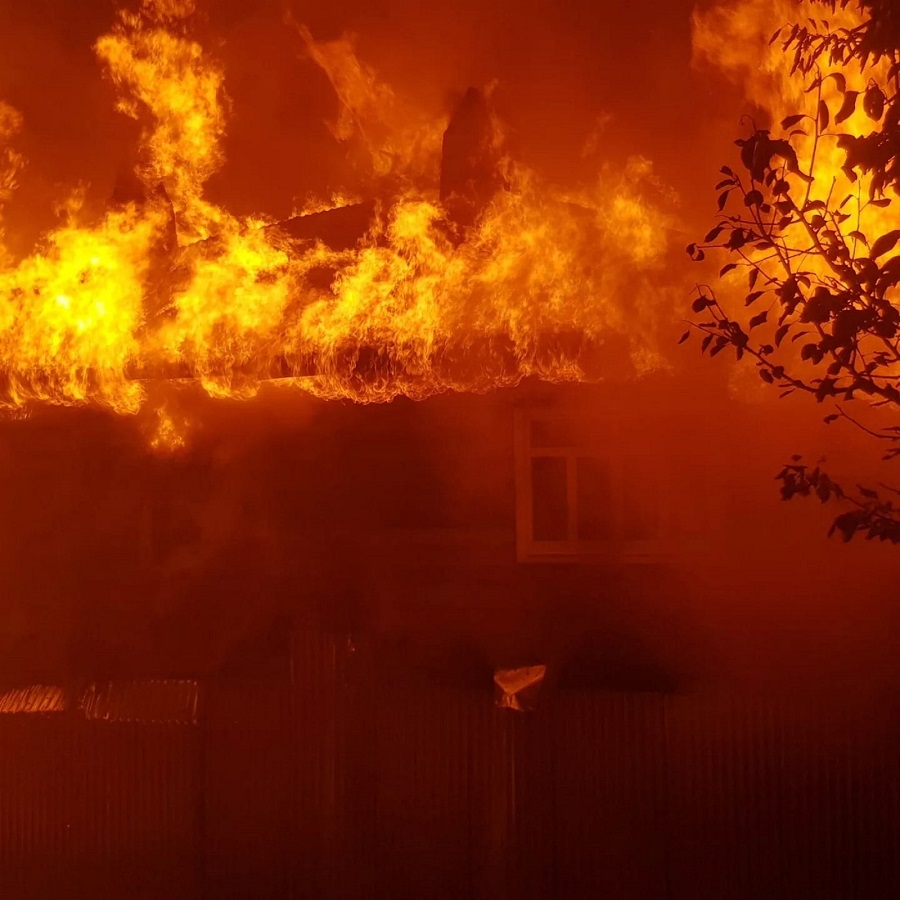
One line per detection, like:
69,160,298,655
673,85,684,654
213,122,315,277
0,374,897,690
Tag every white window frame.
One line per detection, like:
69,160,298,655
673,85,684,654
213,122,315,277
514,409,673,563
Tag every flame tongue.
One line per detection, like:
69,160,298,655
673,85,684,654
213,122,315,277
0,1,677,443
0,102,25,266
95,1,228,243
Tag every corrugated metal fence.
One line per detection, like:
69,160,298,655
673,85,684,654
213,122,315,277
0,691,200,899
0,638,898,899
312,638,900,900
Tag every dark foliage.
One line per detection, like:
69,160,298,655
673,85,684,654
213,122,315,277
686,0,900,541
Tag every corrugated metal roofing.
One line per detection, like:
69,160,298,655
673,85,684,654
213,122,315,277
80,680,200,725
0,684,65,714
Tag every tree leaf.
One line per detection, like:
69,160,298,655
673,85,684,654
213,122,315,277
870,230,900,260
769,139,813,182
781,114,805,129
824,72,847,94
864,86,885,121
835,90,859,124
745,190,764,207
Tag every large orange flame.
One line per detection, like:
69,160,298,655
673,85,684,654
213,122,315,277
0,1,678,445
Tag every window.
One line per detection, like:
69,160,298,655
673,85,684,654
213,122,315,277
514,410,672,562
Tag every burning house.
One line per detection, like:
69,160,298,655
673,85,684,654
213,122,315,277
0,0,899,897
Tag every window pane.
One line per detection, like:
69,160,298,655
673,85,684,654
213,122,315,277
531,456,568,541
576,456,613,541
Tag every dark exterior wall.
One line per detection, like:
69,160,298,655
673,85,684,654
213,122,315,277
0,375,898,690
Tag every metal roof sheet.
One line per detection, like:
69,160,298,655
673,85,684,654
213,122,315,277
0,684,65,714
80,680,199,725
